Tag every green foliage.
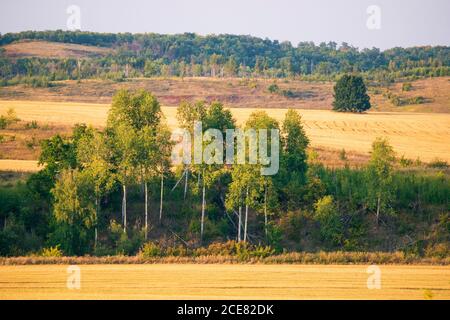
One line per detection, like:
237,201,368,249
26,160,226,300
314,196,343,246
333,75,371,112
365,138,396,222
0,108,20,129
40,245,63,257
1,31,448,81
140,242,162,258
268,83,279,93
427,159,448,169
402,82,412,91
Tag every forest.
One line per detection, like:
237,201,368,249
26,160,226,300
0,31,449,85
0,88,448,259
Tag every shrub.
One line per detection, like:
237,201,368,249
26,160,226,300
427,159,448,169
314,196,343,246
40,245,63,257
140,242,162,258
399,155,413,167
267,83,279,93
402,82,412,91
425,243,449,259
25,121,39,129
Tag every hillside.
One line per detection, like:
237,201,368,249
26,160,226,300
0,77,449,112
1,40,112,59
0,100,449,168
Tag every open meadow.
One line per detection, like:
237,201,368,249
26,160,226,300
0,99,449,172
0,264,449,300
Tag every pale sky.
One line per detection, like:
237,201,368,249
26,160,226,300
0,0,449,50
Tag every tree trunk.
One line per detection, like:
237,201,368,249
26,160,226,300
184,168,189,199
376,195,381,226
238,206,242,242
122,184,127,233
264,186,268,239
159,172,164,223
201,170,206,243
244,187,249,242
144,181,148,240
95,197,99,248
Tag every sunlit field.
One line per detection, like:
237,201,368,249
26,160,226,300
0,100,449,173
0,264,449,300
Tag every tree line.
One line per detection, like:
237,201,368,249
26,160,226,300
0,89,449,256
1,31,449,84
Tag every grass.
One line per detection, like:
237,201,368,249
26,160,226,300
1,251,449,265
0,264,449,299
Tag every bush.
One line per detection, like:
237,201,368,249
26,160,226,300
40,245,63,257
425,243,449,259
25,121,39,129
314,196,343,246
140,242,162,258
402,82,412,91
427,159,448,169
267,83,279,93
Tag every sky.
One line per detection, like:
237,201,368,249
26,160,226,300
0,0,449,50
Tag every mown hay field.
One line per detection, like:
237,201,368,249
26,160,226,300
0,100,449,172
0,264,449,300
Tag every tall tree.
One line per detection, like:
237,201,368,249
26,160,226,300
280,109,309,210
51,169,96,255
107,89,164,232
333,74,371,112
366,137,396,225
77,129,115,246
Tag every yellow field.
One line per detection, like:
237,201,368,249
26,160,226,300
0,264,449,300
1,99,449,172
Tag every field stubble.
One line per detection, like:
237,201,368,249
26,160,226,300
0,264,449,300
0,100,449,172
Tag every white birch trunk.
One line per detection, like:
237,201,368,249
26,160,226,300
264,186,268,238
244,187,249,242
144,181,148,240
184,168,189,199
159,172,164,222
122,184,127,233
238,205,242,242
201,171,206,243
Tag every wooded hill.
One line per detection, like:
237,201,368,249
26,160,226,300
0,31,449,83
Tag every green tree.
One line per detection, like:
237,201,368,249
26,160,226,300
280,109,309,210
366,137,396,225
226,111,279,242
107,89,165,232
51,169,96,255
77,129,115,246
333,74,371,112
314,195,343,246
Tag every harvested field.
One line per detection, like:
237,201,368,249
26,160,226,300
0,264,449,300
0,100,449,170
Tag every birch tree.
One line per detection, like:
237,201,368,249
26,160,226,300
366,137,396,225
77,130,115,246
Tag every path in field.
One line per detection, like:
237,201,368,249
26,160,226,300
0,100,449,171
0,264,449,300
